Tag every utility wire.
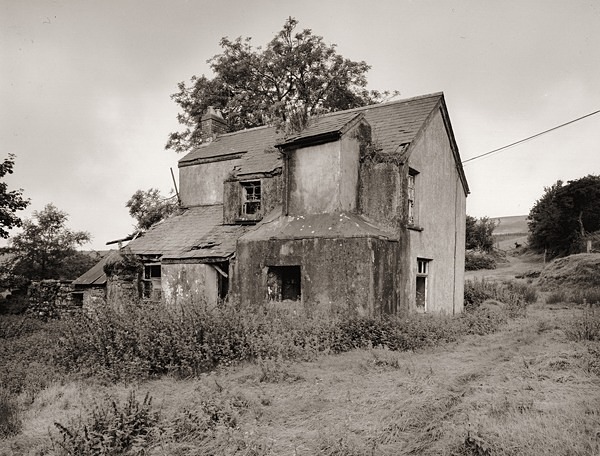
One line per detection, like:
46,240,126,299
462,109,600,164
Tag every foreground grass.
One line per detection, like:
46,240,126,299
3,281,600,455
3,303,600,455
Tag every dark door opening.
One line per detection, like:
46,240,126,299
267,266,301,301
214,261,229,301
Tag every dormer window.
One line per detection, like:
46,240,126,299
241,181,261,216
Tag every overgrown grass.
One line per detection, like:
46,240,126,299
0,388,21,439
565,305,600,342
52,391,158,455
52,282,532,382
547,288,600,305
464,278,535,317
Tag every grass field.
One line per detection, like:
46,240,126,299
1,254,600,455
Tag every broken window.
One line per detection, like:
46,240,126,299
408,169,418,226
142,264,162,301
241,180,261,216
416,258,430,312
267,266,301,301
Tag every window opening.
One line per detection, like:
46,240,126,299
241,181,261,215
408,169,418,226
142,264,162,300
416,258,430,312
267,266,301,301
72,292,84,306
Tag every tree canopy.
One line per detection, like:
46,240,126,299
167,17,397,154
126,188,178,231
528,175,600,257
465,215,496,252
0,154,30,238
9,203,92,280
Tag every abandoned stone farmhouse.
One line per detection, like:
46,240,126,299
75,92,469,315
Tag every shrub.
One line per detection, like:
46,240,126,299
565,305,600,342
53,391,158,455
465,252,497,271
0,388,21,438
546,290,568,304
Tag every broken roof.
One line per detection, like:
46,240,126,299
179,125,282,176
179,92,459,178
239,207,396,242
126,205,248,260
275,112,365,150
72,250,120,287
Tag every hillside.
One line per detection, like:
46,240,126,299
491,215,528,235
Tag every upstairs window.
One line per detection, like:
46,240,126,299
408,169,419,226
241,181,261,216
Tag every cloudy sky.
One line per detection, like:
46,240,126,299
2,0,599,250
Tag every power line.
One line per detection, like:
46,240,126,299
462,108,600,164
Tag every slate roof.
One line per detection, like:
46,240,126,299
72,250,119,287
276,112,365,149
179,125,282,176
126,205,248,260
179,92,448,175
130,93,465,261
240,207,395,242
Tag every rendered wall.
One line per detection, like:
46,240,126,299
179,157,243,207
403,109,467,314
161,262,218,310
287,136,359,215
234,237,398,316
358,161,405,233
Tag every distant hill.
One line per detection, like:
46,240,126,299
492,215,528,235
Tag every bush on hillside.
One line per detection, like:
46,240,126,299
465,252,497,271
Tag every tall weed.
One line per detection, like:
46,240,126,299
53,391,158,455
565,305,600,342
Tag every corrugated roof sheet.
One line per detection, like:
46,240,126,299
179,92,444,174
240,208,395,242
72,250,120,287
127,205,248,259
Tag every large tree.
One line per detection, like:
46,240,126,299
167,17,397,154
9,203,92,280
0,154,30,238
126,188,179,231
528,175,600,257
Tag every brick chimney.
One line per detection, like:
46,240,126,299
201,107,227,143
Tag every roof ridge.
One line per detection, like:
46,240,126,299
190,92,443,148
317,92,445,119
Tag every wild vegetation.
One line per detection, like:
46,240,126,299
167,17,397,153
0,154,29,239
528,174,600,258
5,266,600,455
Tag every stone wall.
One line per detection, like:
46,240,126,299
26,280,80,319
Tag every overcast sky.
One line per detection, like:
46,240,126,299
2,0,599,250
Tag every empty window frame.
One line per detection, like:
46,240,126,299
241,180,261,216
142,264,162,300
416,258,430,312
267,266,301,301
408,169,419,226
